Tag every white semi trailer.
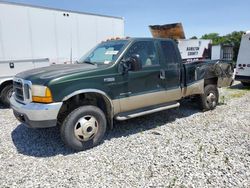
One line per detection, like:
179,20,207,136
0,1,124,106
235,31,250,86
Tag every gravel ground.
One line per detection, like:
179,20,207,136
0,82,249,188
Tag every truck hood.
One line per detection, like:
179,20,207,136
16,64,97,84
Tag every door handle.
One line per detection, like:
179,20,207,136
160,69,166,80
9,62,14,69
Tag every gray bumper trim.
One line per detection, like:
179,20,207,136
10,96,62,128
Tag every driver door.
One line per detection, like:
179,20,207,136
118,40,168,112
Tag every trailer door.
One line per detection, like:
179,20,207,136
28,8,57,63
0,4,32,60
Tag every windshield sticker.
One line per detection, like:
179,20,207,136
104,60,111,64
105,51,119,55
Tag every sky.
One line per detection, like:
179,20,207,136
2,0,250,38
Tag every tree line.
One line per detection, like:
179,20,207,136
190,31,244,61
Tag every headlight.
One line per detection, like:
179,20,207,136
31,85,53,103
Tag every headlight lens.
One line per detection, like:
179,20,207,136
31,85,53,103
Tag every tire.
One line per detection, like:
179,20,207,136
0,84,13,107
198,84,219,111
241,82,250,87
60,105,107,151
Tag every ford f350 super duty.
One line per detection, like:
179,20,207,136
10,38,233,151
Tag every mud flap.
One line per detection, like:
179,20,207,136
214,62,234,87
218,77,234,87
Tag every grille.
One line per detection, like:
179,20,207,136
13,78,31,103
13,80,24,102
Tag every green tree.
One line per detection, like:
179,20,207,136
201,33,225,45
201,31,244,61
190,36,198,39
225,31,244,61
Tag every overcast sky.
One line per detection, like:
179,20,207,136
2,0,250,38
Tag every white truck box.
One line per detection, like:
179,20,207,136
235,31,250,86
0,1,124,63
0,1,124,106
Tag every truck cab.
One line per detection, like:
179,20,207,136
10,38,233,151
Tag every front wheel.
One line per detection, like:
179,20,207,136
198,84,219,111
0,84,13,107
60,105,107,151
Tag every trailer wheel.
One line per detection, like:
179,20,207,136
0,84,13,107
60,105,107,151
241,82,250,87
199,84,219,111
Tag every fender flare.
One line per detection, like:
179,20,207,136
62,89,114,128
63,89,113,104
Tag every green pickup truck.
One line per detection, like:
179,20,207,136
10,38,233,151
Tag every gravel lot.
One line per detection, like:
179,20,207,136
0,82,249,188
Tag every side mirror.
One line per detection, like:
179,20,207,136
121,54,142,74
130,54,142,71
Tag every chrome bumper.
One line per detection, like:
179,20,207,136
10,96,63,128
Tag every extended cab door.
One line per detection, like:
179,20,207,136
158,40,182,100
118,40,170,112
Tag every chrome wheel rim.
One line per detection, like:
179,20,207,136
207,92,216,108
74,115,98,142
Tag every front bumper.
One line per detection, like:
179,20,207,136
10,96,63,128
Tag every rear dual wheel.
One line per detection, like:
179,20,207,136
60,105,107,151
199,84,219,111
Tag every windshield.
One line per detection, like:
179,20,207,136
79,40,128,66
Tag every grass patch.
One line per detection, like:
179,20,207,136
226,87,250,91
219,87,249,104
229,91,248,98
219,95,226,105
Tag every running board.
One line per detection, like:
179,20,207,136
115,102,180,121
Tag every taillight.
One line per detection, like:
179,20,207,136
243,64,246,67
238,64,242,67
247,64,250,67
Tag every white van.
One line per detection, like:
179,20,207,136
0,59,50,107
235,31,250,86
